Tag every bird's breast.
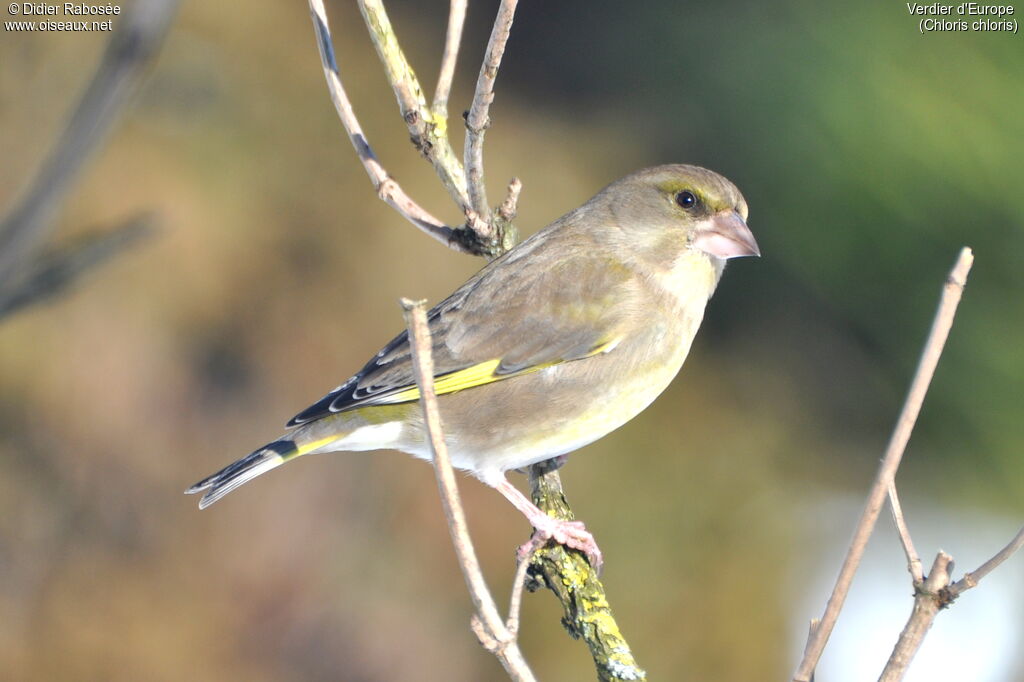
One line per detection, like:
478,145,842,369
643,249,721,314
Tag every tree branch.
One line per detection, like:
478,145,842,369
401,299,536,682
792,247,975,682
308,0,519,258
306,0,479,253
526,465,647,682
876,520,1024,681
0,0,178,305
0,215,155,320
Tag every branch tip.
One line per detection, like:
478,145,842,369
464,0,520,219
433,0,468,116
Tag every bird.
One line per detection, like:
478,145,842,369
187,164,759,568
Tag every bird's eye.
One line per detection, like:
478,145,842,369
675,190,697,210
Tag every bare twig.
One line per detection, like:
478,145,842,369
506,552,533,638
0,0,178,294
309,0,518,257
307,0,475,253
948,524,1024,597
0,215,155,320
464,0,519,220
878,552,954,682
401,299,536,682
887,481,925,585
793,247,974,682
801,618,821,682
433,0,468,118
497,177,523,224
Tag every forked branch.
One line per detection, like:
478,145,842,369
307,0,468,252
793,247,974,682
0,0,178,319
879,522,1024,681
878,552,954,682
306,0,519,258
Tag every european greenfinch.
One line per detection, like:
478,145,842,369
188,164,759,567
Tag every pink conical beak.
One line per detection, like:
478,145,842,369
692,210,760,259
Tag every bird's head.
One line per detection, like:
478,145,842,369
598,164,760,263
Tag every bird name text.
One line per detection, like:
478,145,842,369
906,2,1015,16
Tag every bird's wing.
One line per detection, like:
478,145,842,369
287,244,634,427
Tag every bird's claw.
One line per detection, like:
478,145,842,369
517,515,604,572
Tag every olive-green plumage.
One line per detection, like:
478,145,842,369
187,164,758,562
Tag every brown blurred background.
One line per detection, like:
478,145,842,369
1,1,1022,680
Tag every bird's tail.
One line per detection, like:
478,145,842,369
186,435,338,509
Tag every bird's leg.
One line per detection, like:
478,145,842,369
514,454,567,476
537,453,569,473
491,476,603,570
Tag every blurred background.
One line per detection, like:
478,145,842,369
1,1,1022,679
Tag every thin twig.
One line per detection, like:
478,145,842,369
887,481,925,584
0,215,155,320
497,177,523,224
307,0,477,253
0,0,178,291
358,0,471,209
801,618,820,682
433,0,468,118
401,299,536,682
506,552,533,637
464,0,519,220
948,524,1024,597
793,247,974,682
878,552,954,682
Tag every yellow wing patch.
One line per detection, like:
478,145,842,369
380,337,622,405
385,358,503,403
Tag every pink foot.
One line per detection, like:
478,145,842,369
517,514,604,571
490,475,604,571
